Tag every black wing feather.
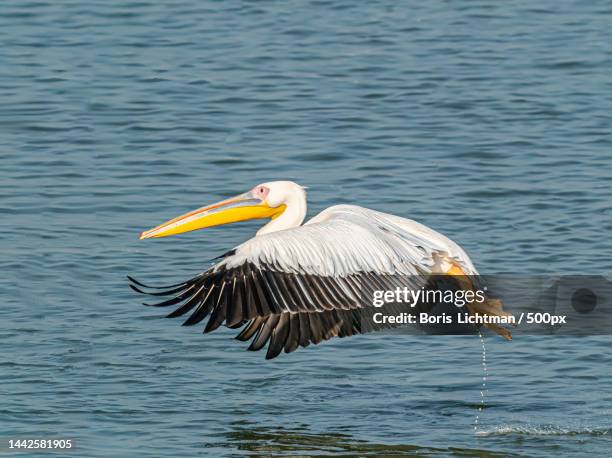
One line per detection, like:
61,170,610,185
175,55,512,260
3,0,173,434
130,261,433,359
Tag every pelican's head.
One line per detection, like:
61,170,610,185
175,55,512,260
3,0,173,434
139,180,306,239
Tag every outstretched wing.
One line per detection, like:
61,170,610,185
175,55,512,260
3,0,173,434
129,205,485,359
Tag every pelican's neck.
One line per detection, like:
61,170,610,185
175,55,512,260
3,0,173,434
257,188,307,235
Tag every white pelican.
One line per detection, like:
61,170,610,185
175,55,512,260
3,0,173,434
130,181,512,359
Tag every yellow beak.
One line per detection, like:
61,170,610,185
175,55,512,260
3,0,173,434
139,191,286,239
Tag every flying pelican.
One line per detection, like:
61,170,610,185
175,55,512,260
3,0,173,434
130,181,512,359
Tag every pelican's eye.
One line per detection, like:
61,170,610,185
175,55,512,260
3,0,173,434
253,185,270,199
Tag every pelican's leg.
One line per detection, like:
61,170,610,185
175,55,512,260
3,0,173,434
446,262,514,340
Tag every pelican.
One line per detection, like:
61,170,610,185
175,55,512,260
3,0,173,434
130,181,512,359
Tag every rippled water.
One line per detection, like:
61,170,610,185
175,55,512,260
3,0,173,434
2,1,611,457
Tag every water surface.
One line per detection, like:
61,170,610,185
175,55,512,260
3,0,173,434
1,1,611,456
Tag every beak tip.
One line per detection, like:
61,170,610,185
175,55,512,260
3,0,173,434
139,231,148,240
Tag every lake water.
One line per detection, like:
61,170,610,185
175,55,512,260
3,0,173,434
1,1,611,456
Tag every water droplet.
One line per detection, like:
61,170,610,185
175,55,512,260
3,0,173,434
474,331,488,434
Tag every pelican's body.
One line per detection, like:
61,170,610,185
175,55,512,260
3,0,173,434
131,181,511,359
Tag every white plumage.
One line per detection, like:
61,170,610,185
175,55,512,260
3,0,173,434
221,204,477,277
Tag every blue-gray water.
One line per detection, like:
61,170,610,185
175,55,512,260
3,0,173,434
2,1,611,456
